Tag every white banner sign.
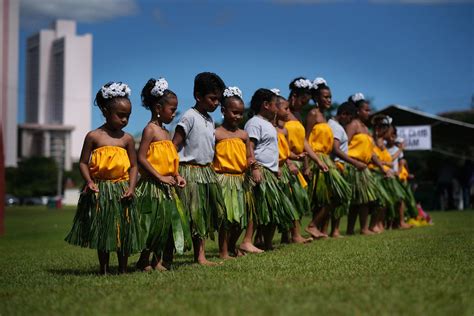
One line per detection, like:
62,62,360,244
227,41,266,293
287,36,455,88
396,125,432,150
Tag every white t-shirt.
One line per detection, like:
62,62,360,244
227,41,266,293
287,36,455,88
244,115,279,172
176,108,215,165
388,145,403,172
328,118,348,162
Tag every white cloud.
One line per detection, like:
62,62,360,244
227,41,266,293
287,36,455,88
20,0,139,28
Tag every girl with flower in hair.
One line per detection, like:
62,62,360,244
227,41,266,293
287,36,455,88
65,82,141,274
304,78,351,239
135,78,191,271
274,93,312,244
345,93,389,235
214,86,264,258
244,88,299,250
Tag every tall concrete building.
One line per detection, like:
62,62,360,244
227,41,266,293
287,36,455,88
20,20,92,170
0,0,19,167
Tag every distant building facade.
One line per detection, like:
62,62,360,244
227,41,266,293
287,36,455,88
20,20,92,170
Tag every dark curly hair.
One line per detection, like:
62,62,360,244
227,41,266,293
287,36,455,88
141,78,177,110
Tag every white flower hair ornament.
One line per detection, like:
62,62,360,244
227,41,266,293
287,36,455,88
223,86,243,99
293,78,313,89
270,88,281,96
382,116,393,125
101,82,131,99
351,92,365,103
312,77,327,90
151,78,169,97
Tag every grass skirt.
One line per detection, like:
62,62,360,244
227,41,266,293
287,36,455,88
253,166,299,229
401,181,418,219
65,181,142,254
308,154,351,210
178,164,225,239
332,165,351,219
216,173,255,229
345,164,379,206
279,164,310,218
136,179,192,255
372,172,406,220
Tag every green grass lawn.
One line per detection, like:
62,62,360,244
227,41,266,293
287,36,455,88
0,206,473,316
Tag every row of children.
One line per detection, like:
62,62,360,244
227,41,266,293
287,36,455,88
65,72,419,274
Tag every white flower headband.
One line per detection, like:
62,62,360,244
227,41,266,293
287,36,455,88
151,78,169,97
101,82,131,99
312,77,327,90
293,78,313,89
382,116,393,125
351,92,365,103
223,86,243,98
270,88,281,96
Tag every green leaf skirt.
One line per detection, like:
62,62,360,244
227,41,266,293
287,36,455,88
308,154,351,210
216,172,255,229
345,164,379,206
136,178,192,255
178,164,225,239
372,171,406,220
279,164,310,219
65,181,142,254
253,166,300,229
400,180,418,219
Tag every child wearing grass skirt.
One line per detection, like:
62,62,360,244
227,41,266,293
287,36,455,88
172,72,226,266
328,101,367,237
274,93,312,244
304,78,351,239
244,88,299,250
214,86,264,258
135,78,192,272
65,82,141,274
345,93,389,236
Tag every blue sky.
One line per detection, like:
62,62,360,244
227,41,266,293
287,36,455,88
18,0,474,135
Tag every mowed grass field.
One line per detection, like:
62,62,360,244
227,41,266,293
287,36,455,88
0,206,473,316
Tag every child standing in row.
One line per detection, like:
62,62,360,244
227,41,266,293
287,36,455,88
172,72,226,266
65,82,141,274
214,86,263,258
135,78,191,271
244,88,298,250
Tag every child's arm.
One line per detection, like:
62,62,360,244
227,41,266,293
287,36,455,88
332,138,367,170
303,139,328,173
371,154,392,177
79,132,98,193
122,133,139,199
248,138,262,183
137,126,176,186
172,125,186,151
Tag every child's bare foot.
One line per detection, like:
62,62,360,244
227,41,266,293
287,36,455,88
219,253,235,260
305,226,328,239
235,249,246,257
291,235,313,244
239,242,264,254
361,229,375,235
153,262,168,272
330,231,344,238
197,259,220,266
370,226,382,234
399,222,412,229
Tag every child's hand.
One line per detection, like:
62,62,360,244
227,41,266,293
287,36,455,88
84,180,99,193
121,188,135,200
277,169,282,179
252,168,262,184
158,175,177,186
354,161,367,171
176,175,186,188
288,162,299,175
303,167,312,179
318,161,329,173
296,153,306,160
384,169,394,178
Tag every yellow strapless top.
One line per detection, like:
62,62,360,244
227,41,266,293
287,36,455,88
278,132,290,164
284,120,305,155
308,123,334,155
213,138,247,174
399,165,409,182
348,134,374,164
90,146,130,182
370,146,391,171
146,140,179,176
